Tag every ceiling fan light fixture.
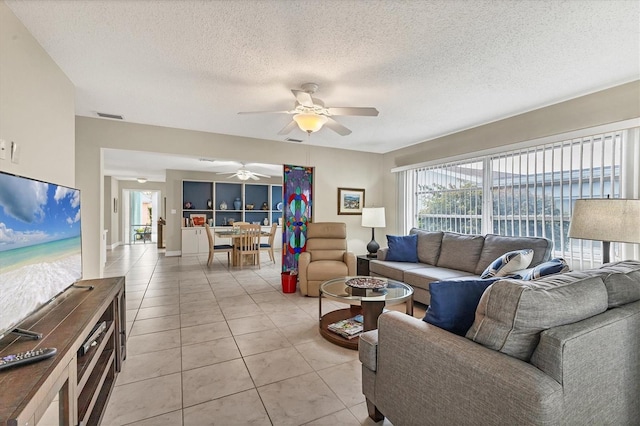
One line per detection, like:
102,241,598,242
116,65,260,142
293,113,328,133
236,170,252,181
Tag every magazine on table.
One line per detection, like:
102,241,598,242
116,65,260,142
328,315,364,339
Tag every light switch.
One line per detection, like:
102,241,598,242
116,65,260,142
171,209,176,214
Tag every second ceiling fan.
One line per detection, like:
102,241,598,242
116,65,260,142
238,83,379,136
216,164,271,181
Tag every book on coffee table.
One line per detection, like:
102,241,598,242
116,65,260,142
328,316,363,339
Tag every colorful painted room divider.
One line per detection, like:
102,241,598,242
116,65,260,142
282,164,314,272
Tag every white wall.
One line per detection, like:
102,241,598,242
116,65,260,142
76,117,383,277
0,1,75,186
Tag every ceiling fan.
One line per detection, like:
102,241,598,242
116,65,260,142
238,83,379,136
216,164,271,181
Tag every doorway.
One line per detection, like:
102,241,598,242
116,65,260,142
122,189,160,244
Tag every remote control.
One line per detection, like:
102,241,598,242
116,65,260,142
0,348,57,371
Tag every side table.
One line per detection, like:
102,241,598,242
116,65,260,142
357,255,372,275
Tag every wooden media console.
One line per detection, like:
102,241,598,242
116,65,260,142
0,277,126,426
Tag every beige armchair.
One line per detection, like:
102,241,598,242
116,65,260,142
298,222,356,296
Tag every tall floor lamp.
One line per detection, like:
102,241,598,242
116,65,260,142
362,207,386,258
568,198,640,264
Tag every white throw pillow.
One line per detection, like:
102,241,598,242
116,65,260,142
481,249,534,279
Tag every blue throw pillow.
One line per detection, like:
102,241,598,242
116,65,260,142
522,258,570,280
423,278,501,336
385,234,419,262
480,249,534,279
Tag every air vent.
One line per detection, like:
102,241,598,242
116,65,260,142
285,137,303,143
96,112,124,120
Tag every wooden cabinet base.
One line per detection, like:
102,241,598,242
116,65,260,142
0,277,126,426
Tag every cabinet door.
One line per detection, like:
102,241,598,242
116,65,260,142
197,229,209,253
182,228,210,255
181,229,199,255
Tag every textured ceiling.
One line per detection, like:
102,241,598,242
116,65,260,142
6,0,640,160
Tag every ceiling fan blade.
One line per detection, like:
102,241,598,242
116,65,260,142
226,174,238,179
291,90,314,107
216,171,236,175
238,110,291,115
324,117,352,136
327,107,379,116
249,175,260,181
277,120,298,135
251,172,271,178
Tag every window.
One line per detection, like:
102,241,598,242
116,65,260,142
407,129,636,267
414,161,484,234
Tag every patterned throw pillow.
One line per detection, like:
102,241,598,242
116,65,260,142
480,249,534,279
522,258,570,280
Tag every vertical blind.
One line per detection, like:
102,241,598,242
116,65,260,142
410,131,627,267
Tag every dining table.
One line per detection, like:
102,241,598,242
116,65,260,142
215,228,272,266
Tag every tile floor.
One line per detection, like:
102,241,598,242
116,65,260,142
101,244,422,425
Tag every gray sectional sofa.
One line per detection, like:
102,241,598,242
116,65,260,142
360,260,640,425
370,229,553,305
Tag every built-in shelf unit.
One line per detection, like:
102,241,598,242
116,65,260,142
181,180,283,255
182,180,283,227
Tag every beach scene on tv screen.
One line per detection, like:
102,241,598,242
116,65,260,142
0,173,82,335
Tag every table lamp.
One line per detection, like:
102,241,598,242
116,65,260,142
568,198,640,264
362,207,386,258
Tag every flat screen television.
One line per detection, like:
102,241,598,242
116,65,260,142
0,171,82,340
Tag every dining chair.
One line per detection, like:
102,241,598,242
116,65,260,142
205,224,233,266
236,224,261,269
232,221,249,228
260,223,278,263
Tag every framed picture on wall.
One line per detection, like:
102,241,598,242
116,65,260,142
337,188,365,215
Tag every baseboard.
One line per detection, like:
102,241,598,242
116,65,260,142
165,250,181,257
108,241,122,250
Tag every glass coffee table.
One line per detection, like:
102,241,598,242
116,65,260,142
319,276,414,349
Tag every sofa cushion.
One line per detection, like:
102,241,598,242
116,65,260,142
593,260,640,307
409,229,443,265
404,266,476,291
386,234,419,262
437,232,485,273
423,278,501,336
369,260,423,281
522,258,570,280
480,249,534,279
474,234,552,275
466,275,608,361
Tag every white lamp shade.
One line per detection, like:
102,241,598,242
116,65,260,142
293,113,328,133
362,207,386,228
568,199,640,244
